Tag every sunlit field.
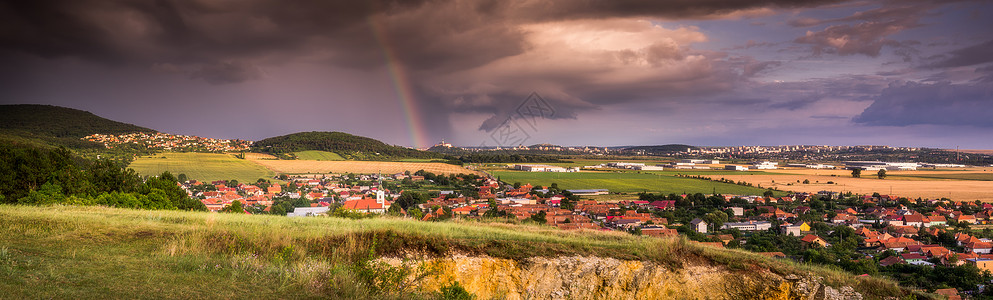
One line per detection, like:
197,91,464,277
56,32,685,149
129,152,278,183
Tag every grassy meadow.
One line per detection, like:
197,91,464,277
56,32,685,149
293,150,345,161
129,152,278,183
489,170,785,196
0,205,908,299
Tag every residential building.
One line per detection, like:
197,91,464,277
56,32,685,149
690,218,708,233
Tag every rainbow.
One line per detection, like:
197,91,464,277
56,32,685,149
368,15,430,149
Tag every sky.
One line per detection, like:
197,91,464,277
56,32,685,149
2,0,993,149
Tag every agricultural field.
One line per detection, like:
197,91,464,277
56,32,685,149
889,172,993,181
708,168,993,201
292,150,345,161
129,152,278,183
249,158,481,176
488,170,783,196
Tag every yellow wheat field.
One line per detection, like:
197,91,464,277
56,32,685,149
249,158,482,176
707,170,993,201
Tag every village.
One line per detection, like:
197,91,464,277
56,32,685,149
180,165,993,297
83,132,252,152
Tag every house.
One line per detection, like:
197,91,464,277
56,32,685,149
451,206,475,216
880,237,920,252
878,256,904,267
966,242,993,254
902,214,926,227
955,214,977,224
721,221,772,231
800,234,829,248
729,207,744,216
900,253,926,263
650,200,677,210
341,191,392,214
781,221,809,236
928,215,947,227
690,218,708,233
966,258,993,272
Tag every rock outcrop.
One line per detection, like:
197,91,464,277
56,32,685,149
379,255,863,300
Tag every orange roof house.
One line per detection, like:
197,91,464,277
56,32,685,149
801,234,829,248
341,198,391,213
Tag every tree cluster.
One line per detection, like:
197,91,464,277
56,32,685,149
0,142,205,211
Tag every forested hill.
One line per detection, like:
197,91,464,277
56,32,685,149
252,131,445,160
0,104,156,148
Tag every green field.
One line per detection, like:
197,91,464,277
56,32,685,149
490,170,785,196
129,152,278,183
293,150,345,161
0,205,904,299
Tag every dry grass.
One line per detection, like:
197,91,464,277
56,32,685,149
242,152,278,160
708,170,993,201
0,205,913,299
249,158,481,176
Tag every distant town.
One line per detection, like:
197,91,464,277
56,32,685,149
84,132,252,152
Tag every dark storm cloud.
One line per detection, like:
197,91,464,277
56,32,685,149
923,39,993,68
11,0,988,146
790,2,934,57
189,61,264,85
0,0,843,72
738,75,887,111
853,81,993,127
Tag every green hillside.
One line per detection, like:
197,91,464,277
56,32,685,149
0,104,156,149
293,150,346,161
252,131,445,160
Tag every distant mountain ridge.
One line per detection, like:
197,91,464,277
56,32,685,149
0,104,156,148
252,131,446,160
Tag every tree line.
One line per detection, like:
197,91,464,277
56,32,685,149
0,141,205,211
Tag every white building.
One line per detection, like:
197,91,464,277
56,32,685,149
513,164,569,172
607,162,646,169
844,161,919,171
721,221,772,231
681,159,720,164
633,165,665,171
287,206,330,217
751,161,779,170
725,165,749,171
787,163,835,169
920,163,967,168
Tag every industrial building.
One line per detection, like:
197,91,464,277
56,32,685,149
512,164,572,172
844,161,919,171
751,161,779,169
725,165,749,171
